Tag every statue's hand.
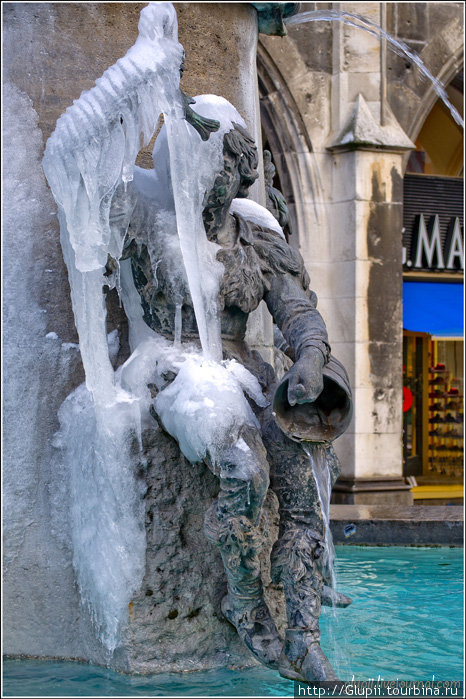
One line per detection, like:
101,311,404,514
285,348,325,406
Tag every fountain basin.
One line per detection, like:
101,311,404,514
3,546,463,695
330,505,464,546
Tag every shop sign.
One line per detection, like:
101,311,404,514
403,174,463,274
403,215,464,270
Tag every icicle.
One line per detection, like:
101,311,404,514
43,2,185,651
174,302,182,346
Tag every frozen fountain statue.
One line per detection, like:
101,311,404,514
42,1,352,684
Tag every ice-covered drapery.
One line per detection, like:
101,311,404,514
42,2,268,652
42,2,185,400
42,1,222,651
42,1,190,652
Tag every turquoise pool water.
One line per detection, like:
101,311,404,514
3,546,463,697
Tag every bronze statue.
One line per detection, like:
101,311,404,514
109,94,352,682
42,3,352,679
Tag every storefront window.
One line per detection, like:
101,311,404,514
402,71,463,500
403,333,427,476
403,335,464,481
426,339,464,480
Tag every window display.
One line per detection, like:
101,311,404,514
403,335,463,481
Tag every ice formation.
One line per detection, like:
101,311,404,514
42,2,184,402
155,357,267,465
52,385,147,652
118,264,268,466
130,94,256,361
43,2,268,651
41,2,187,650
3,82,118,660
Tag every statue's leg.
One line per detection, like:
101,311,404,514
204,424,283,669
262,411,341,682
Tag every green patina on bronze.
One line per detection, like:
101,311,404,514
250,3,301,36
182,90,220,141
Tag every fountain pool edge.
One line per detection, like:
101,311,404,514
330,505,463,546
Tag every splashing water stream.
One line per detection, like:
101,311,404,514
302,443,353,678
304,443,336,590
285,10,463,129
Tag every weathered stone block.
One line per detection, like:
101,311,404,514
353,386,402,436
365,341,403,389
348,432,403,478
367,202,403,260
289,20,333,74
396,4,429,42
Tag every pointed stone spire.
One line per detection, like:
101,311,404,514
328,94,414,152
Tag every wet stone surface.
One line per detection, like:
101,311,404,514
330,505,464,547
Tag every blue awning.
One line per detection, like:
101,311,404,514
403,281,464,337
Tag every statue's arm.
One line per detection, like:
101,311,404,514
264,272,330,405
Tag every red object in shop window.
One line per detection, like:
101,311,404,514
403,386,413,412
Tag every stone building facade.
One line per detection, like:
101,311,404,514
257,2,464,502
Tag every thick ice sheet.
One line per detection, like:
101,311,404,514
41,2,186,650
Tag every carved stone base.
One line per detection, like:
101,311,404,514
331,477,413,506
113,426,286,674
